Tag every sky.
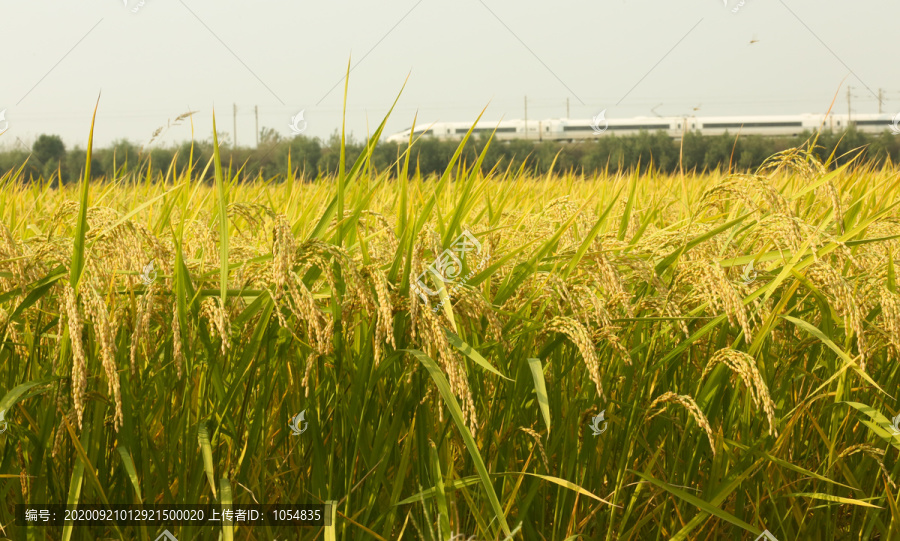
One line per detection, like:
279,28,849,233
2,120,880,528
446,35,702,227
0,0,895,150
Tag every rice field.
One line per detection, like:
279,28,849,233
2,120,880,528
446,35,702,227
1,99,900,540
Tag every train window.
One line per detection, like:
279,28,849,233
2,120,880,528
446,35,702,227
454,127,517,134
702,122,802,128
611,124,669,130
562,124,669,132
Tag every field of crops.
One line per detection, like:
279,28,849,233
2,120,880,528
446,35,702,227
1,101,900,540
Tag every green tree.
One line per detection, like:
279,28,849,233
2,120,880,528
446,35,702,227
32,134,67,183
32,134,66,164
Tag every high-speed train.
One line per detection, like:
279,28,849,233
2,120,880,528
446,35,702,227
385,113,899,143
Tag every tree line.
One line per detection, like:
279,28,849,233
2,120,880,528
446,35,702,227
1,126,896,184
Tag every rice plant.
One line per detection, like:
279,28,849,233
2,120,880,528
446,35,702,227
1,84,900,540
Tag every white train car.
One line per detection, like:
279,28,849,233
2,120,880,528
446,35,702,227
834,113,896,134
386,120,528,143
547,116,688,142
696,114,821,137
385,113,900,143
692,113,895,136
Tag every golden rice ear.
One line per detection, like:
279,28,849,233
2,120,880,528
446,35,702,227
546,316,604,400
198,295,231,356
16,440,27,499
646,392,717,456
80,285,123,431
676,259,753,343
878,289,900,361
838,444,897,490
806,261,868,370
62,282,87,430
518,427,549,473
702,348,778,437
420,302,478,433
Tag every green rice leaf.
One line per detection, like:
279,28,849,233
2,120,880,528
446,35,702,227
211,112,229,307
404,348,511,536
70,98,101,289
446,330,512,380
219,478,234,541
631,470,761,535
843,401,900,451
198,421,217,499
428,441,451,540
782,315,888,398
0,377,56,413
527,358,550,434
788,492,882,509
116,446,143,503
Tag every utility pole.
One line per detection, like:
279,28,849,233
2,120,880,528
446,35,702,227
566,98,570,119
524,96,528,140
847,87,851,125
233,103,237,148
879,89,883,114
255,105,259,147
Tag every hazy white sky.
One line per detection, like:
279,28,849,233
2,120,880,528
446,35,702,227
0,0,894,150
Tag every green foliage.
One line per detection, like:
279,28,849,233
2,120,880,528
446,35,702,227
4,126,900,185
32,134,66,165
